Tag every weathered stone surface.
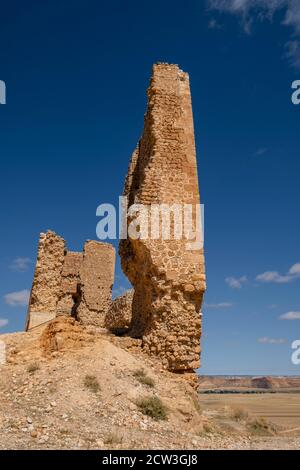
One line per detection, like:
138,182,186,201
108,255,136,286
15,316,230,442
72,241,116,327
40,316,94,354
56,251,83,316
26,231,66,330
119,63,206,371
105,289,133,331
26,233,115,330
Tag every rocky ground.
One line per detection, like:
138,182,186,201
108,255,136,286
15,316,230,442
0,317,299,450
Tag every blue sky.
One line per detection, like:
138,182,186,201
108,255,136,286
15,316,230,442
0,0,299,375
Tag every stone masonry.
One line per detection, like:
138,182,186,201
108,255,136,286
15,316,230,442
26,231,66,330
105,289,134,332
119,63,206,371
26,231,115,330
56,251,83,316
75,241,116,327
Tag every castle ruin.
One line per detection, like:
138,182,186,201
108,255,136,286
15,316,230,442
26,63,205,373
26,231,115,330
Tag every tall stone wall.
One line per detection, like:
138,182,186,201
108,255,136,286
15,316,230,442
26,231,66,330
76,241,116,327
26,232,115,330
119,63,206,371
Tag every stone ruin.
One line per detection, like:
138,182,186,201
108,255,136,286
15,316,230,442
25,231,115,330
119,63,206,371
105,289,134,333
25,63,205,373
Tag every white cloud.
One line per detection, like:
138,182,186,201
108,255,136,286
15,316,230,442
10,257,32,272
208,18,222,29
4,289,30,307
205,302,233,308
289,262,300,275
258,336,286,344
256,262,300,284
225,275,247,288
285,40,300,69
279,311,300,320
253,147,268,157
208,0,288,15
256,271,292,283
207,0,300,68
0,319,8,328
283,1,300,34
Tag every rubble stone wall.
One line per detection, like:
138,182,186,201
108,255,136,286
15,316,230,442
26,233,115,330
26,231,66,330
56,251,83,316
105,289,133,331
76,241,116,327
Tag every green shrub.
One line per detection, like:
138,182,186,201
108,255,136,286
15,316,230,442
248,417,276,436
137,396,167,420
84,374,100,393
133,369,155,388
104,432,123,445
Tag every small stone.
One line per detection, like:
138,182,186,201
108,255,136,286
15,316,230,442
96,439,104,447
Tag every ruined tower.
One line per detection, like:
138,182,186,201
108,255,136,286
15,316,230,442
26,231,65,330
26,232,115,330
119,63,206,371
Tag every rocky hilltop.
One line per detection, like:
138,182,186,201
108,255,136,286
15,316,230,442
1,319,300,450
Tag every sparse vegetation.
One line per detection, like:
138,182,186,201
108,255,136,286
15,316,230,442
197,421,216,436
27,362,40,374
137,395,167,420
229,406,249,422
133,369,155,388
248,417,276,436
104,432,123,445
59,428,70,435
84,374,100,393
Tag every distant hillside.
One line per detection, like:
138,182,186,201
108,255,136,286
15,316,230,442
198,375,300,391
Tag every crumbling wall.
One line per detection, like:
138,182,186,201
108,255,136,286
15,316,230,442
56,251,83,316
74,241,116,327
26,231,66,330
26,234,115,330
119,63,206,371
105,289,133,332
